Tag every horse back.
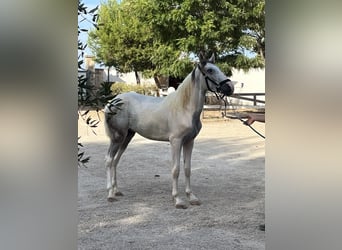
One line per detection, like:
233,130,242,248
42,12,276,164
105,92,170,140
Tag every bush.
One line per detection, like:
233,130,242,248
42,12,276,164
110,82,158,96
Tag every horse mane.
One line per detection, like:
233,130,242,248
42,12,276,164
168,68,195,109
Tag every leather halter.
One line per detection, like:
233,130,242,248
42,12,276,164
197,64,232,96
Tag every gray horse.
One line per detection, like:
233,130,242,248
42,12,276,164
104,53,234,208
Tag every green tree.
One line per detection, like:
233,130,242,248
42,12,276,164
89,0,265,82
147,0,265,74
88,0,157,84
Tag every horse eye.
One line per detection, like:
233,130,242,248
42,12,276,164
207,68,214,74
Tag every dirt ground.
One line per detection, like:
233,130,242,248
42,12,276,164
78,117,265,250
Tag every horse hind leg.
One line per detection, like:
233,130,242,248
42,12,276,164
106,140,120,202
111,130,135,197
106,130,135,202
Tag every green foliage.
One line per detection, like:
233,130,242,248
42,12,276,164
78,1,99,69
88,0,265,82
78,137,90,167
79,80,116,109
78,1,121,167
88,0,158,81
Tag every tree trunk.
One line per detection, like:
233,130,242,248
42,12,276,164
153,75,162,89
134,70,141,85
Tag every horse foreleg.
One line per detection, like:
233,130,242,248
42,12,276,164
183,139,201,205
170,138,187,209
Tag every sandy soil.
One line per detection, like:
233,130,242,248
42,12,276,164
78,119,265,250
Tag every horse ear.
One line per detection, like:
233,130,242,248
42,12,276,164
199,51,205,63
208,53,215,63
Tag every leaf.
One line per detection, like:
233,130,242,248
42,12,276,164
81,110,90,116
89,6,98,14
92,14,98,22
78,152,84,159
81,156,90,164
86,117,91,124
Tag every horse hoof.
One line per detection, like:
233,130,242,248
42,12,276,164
190,199,202,206
115,191,124,196
107,197,118,202
175,202,188,209
187,193,201,205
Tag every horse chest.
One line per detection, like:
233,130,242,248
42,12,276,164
182,116,202,142
185,126,200,140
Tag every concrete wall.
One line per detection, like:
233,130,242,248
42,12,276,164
231,68,265,93
103,68,155,86
230,68,265,107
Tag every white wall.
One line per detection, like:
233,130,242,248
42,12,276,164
103,67,155,85
229,68,265,107
231,68,265,93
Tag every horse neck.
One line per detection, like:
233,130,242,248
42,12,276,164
174,68,207,114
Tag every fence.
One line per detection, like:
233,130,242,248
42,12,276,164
230,93,265,106
202,92,265,119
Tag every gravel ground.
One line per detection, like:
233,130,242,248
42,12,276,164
78,119,265,250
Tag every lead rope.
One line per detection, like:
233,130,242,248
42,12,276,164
220,96,266,139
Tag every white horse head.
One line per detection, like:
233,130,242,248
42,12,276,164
197,53,234,97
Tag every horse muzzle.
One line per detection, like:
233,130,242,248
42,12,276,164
218,79,234,96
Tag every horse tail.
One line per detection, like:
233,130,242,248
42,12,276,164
104,111,115,140
104,97,124,140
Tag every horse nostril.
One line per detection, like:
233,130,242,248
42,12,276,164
220,84,233,96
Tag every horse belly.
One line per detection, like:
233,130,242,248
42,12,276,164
130,109,170,141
